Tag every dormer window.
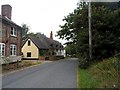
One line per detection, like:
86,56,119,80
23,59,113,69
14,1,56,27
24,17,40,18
28,40,31,46
11,27,17,37
50,44,53,47
56,45,58,47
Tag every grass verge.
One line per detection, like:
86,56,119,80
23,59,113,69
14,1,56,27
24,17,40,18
78,57,119,88
2,60,41,74
78,68,100,88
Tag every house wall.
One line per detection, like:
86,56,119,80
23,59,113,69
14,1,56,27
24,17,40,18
0,20,2,42
1,4,22,57
2,21,22,57
55,49,66,57
22,39,39,59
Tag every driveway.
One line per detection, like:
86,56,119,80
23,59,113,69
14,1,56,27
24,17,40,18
2,58,78,88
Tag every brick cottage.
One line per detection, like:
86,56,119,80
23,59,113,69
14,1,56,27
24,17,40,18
0,5,22,64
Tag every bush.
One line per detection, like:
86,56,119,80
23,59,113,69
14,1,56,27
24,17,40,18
78,56,90,69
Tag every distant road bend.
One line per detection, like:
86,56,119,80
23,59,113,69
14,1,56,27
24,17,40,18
2,58,78,88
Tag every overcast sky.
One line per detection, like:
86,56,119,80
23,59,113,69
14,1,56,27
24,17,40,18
0,0,79,44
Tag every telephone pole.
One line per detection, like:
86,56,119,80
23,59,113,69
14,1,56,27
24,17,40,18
88,1,92,60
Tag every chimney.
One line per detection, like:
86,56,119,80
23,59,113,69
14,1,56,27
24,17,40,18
50,31,53,40
1,4,12,20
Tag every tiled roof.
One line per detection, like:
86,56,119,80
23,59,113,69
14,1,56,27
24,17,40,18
0,15,22,28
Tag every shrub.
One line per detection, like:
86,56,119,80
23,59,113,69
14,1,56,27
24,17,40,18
78,56,90,69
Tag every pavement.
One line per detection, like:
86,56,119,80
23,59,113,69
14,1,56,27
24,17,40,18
2,58,78,88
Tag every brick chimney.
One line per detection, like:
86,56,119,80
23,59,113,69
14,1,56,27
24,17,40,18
1,4,12,20
50,31,53,40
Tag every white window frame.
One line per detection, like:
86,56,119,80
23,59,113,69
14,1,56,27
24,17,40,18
0,43,5,57
10,44,17,56
10,27,17,37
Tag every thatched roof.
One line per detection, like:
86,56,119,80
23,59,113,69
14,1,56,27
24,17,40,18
22,33,64,50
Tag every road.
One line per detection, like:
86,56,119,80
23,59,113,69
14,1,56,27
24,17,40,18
2,58,78,88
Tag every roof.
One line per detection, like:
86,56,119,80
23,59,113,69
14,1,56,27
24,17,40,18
22,33,64,50
0,15,22,29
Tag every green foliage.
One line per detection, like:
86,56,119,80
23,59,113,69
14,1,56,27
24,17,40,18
39,50,47,56
78,57,119,88
65,44,77,57
56,2,120,68
22,61,41,66
89,57,119,88
21,23,30,37
77,52,89,69
91,4,120,60
78,69,100,88
57,2,88,44
2,61,41,73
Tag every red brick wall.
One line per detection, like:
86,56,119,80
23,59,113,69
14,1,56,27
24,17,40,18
2,5,12,20
2,22,22,57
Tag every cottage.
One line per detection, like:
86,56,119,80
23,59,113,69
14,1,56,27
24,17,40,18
0,5,22,64
22,32,65,60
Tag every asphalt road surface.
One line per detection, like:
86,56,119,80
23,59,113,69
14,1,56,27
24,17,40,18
2,58,78,88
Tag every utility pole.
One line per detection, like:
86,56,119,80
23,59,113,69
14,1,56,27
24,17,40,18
88,1,92,60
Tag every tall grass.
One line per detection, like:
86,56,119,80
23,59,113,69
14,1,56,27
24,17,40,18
78,69,100,88
89,57,119,88
78,57,119,88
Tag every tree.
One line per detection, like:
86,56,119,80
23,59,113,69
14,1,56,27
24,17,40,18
56,2,120,68
21,23,30,37
57,2,87,44
65,44,77,57
91,2,120,60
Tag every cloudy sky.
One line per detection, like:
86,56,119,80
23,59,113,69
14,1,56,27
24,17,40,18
0,0,79,44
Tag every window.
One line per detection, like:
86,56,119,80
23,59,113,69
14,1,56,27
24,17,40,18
11,27,17,36
52,52,54,55
27,52,31,57
28,40,31,46
10,44,16,56
50,44,53,47
56,45,58,47
0,43,5,56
